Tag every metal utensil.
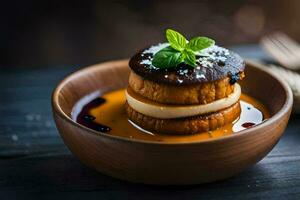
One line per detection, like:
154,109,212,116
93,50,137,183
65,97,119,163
261,32,300,70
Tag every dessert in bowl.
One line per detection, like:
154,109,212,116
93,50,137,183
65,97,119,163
52,29,292,184
126,33,246,135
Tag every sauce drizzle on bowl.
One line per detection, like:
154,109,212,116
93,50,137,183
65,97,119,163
72,89,270,142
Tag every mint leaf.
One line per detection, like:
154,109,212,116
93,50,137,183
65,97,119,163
182,50,196,67
152,46,183,68
166,29,187,51
151,29,215,68
187,37,215,52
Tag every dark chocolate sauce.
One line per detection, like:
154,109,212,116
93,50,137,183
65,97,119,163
83,115,96,121
76,97,111,133
241,122,256,128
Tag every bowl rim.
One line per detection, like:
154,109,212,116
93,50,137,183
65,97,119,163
52,59,293,145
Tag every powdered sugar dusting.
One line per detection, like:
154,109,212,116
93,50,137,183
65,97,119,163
139,44,230,82
140,59,152,65
202,45,230,56
197,45,229,68
140,43,169,68
196,73,205,79
143,43,169,54
178,69,189,75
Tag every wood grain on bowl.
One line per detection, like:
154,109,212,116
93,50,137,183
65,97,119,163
52,60,293,185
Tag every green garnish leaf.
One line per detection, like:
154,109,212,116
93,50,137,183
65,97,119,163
182,49,197,67
166,29,187,51
152,29,215,68
187,37,215,52
152,46,183,69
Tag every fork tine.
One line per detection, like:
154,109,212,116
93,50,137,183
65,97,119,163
274,32,300,49
261,37,292,65
272,32,300,56
262,35,300,69
267,35,293,56
271,33,300,69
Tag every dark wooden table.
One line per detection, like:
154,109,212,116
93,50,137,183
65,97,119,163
1,45,300,199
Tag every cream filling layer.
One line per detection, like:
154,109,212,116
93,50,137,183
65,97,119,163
125,83,241,119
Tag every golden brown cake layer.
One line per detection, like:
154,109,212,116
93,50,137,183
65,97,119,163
125,101,241,135
129,72,244,105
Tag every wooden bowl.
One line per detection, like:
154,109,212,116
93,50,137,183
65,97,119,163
52,60,293,185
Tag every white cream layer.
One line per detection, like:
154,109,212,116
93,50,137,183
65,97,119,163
125,83,241,119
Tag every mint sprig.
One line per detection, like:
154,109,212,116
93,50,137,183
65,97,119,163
166,29,186,51
152,46,182,68
187,37,215,52
152,29,215,68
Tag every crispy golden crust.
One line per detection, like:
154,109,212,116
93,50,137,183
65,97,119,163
129,71,239,105
125,102,241,135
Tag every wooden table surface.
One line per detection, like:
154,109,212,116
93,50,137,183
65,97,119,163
1,45,300,199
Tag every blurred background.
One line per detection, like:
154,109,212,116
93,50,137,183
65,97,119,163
0,0,299,69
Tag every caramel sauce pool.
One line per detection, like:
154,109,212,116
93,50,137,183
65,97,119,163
73,89,270,143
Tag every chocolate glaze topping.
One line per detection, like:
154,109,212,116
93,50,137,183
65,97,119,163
129,44,245,85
